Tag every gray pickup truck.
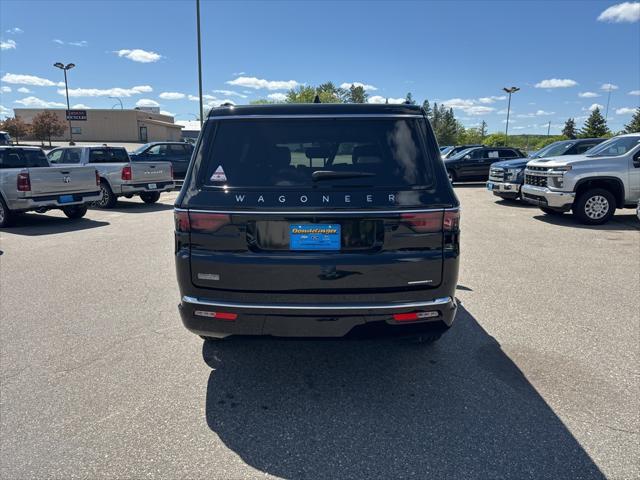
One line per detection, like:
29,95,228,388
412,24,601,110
522,133,640,224
0,146,101,227
47,146,174,208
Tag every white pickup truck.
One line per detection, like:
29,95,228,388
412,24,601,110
47,146,174,208
0,146,101,227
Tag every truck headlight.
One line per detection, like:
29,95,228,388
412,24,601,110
506,168,523,179
548,165,572,174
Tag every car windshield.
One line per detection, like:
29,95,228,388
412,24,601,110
132,144,150,154
586,136,640,157
531,141,573,158
200,118,435,188
440,146,453,155
448,148,476,160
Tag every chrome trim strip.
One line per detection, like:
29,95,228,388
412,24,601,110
182,295,453,311
174,207,458,215
209,114,424,120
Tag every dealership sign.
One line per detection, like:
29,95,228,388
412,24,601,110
66,110,87,121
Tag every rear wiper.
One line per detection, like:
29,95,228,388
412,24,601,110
312,170,376,182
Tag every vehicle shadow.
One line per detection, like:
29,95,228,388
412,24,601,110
494,198,537,209
92,200,174,213
452,182,486,188
0,214,109,236
533,213,639,231
202,306,604,479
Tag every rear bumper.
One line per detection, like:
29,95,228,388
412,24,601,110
7,190,101,212
486,180,521,195
521,185,574,209
179,295,457,338
120,181,175,195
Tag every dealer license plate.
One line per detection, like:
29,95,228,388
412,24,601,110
148,183,157,189
58,194,74,204
290,224,341,251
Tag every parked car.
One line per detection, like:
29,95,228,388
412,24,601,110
444,146,526,182
0,131,13,146
0,146,100,227
487,138,605,200
439,145,453,157
175,103,460,342
129,142,194,180
522,133,640,224
441,144,482,160
47,146,174,208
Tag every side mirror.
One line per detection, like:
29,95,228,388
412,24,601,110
464,155,471,160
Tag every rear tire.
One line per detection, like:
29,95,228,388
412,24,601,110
0,197,14,228
540,206,565,216
140,191,161,204
572,188,616,225
95,181,117,209
62,205,87,219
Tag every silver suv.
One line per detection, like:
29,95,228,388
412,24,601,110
522,134,640,224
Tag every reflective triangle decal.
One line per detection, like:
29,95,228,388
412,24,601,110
210,165,227,182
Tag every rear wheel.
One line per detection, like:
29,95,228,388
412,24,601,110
95,181,117,209
540,206,565,216
140,191,161,204
572,188,615,225
0,197,14,228
62,205,88,219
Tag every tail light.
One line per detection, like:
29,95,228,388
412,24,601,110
17,172,31,192
401,211,443,233
194,310,237,321
443,209,460,231
95,170,100,186
174,210,230,233
121,165,132,181
393,311,440,322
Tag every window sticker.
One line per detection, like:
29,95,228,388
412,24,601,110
488,151,499,158
210,165,227,182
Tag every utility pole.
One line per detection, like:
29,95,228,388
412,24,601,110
502,86,520,146
547,121,551,136
53,62,76,145
605,84,613,122
196,0,204,128
109,96,123,109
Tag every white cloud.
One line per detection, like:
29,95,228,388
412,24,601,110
53,39,64,45
14,96,66,108
204,99,236,108
588,103,605,111
1,73,63,87
159,91,186,100
17,87,30,93
135,98,160,107
232,72,246,76
535,110,555,115
465,106,495,115
477,95,506,104
188,94,217,101
440,98,495,115
616,107,637,114
1,86,11,93
339,82,378,92
601,83,619,91
534,78,578,88
0,104,11,116
62,85,153,97
367,96,405,104
6,27,23,34
69,40,88,47
71,103,91,109
160,110,175,116
629,90,640,95
212,89,247,98
227,76,300,91
597,2,640,23
267,93,287,102
116,48,162,63
1,39,17,50
579,91,600,98
176,120,201,130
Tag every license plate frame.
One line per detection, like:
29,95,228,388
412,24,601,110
58,194,74,204
148,183,157,190
289,224,341,251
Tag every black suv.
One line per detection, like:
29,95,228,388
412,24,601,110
444,146,526,182
174,104,460,341
129,142,194,180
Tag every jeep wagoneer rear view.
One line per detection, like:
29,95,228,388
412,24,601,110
174,104,460,340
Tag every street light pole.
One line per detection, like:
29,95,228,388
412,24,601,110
547,121,551,137
54,62,76,145
109,96,123,109
196,0,204,128
605,84,612,122
502,86,520,146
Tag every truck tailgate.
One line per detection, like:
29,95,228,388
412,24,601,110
28,166,97,195
128,161,173,183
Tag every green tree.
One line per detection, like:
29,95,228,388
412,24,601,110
405,92,415,105
562,118,577,139
422,100,432,119
286,83,344,104
0,116,30,144
436,107,460,145
580,107,610,137
483,132,506,147
623,107,640,133
250,99,275,105
479,120,488,141
31,111,66,147
343,85,367,104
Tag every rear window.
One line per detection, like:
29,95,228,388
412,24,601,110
89,148,129,163
200,118,434,188
0,149,49,169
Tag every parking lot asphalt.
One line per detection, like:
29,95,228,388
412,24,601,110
0,186,638,479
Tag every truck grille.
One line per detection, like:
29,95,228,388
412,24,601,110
489,168,505,182
525,166,550,188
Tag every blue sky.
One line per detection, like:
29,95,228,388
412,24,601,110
1,0,639,134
